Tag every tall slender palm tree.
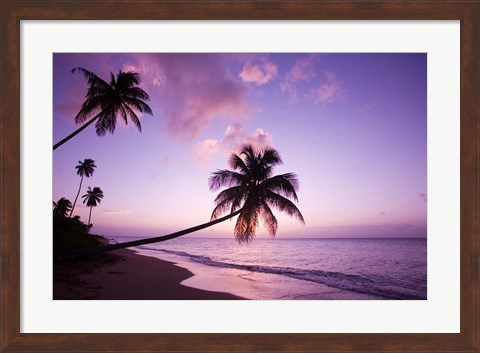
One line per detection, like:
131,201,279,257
69,158,96,217
53,67,153,150
56,145,304,263
53,197,72,217
82,187,104,227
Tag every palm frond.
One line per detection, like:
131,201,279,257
261,173,299,201
116,71,141,87
265,191,305,224
122,103,142,132
123,87,151,102
209,170,246,191
93,111,112,136
71,67,110,89
119,106,129,125
123,96,153,115
228,153,249,174
211,186,244,220
260,201,278,236
234,203,259,243
260,147,283,167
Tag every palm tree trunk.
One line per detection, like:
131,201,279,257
54,209,242,264
53,112,102,150
69,175,83,217
88,206,93,226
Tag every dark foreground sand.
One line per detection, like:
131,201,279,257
53,246,245,300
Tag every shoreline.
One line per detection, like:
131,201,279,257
137,247,386,300
53,239,246,300
54,236,388,300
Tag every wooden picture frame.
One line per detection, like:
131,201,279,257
1,1,478,352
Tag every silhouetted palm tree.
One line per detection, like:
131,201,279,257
69,159,96,217
209,145,304,243
53,68,153,150
56,145,304,263
53,197,72,217
82,187,104,226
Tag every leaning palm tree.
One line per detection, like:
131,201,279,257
69,158,96,217
209,145,305,243
82,186,104,227
53,197,72,217
53,67,153,150
55,145,304,263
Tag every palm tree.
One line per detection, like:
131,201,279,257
55,145,304,263
69,159,96,217
209,145,304,243
53,67,153,150
53,197,72,217
82,187,104,227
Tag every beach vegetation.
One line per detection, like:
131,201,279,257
70,158,96,217
53,214,103,259
53,197,72,217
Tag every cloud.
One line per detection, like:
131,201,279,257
311,70,346,105
194,139,219,164
280,54,317,102
239,56,278,85
194,123,273,164
380,211,387,216
124,54,251,139
102,209,133,216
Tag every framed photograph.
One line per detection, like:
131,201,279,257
1,1,478,352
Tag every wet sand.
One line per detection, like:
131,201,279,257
53,246,245,300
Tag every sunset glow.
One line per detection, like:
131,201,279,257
53,53,427,239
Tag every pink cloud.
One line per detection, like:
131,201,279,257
194,123,273,164
123,54,251,139
102,209,133,216
239,56,278,85
280,54,317,102
221,123,272,153
311,71,346,105
194,139,219,164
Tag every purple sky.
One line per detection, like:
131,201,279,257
53,53,427,239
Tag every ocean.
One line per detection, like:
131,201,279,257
109,236,427,300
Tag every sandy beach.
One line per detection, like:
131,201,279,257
54,235,388,300
53,245,245,300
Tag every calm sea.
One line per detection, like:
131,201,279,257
109,236,427,300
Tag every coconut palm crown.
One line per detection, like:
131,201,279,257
53,197,72,217
70,158,97,217
53,67,153,150
82,186,104,226
209,144,305,243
